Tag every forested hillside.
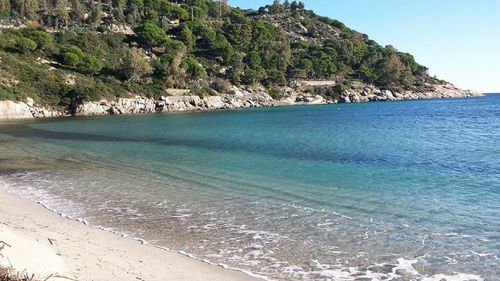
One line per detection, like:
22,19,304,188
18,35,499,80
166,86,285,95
0,0,451,108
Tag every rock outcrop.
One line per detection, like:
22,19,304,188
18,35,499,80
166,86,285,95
0,83,481,119
336,82,480,104
72,91,274,117
0,98,64,119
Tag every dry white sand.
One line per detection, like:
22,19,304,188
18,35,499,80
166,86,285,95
0,186,261,281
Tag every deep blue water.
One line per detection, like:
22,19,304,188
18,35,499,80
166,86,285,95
0,94,499,280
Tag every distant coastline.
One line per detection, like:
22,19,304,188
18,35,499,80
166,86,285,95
0,82,481,120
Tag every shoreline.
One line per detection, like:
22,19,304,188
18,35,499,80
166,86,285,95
0,185,263,281
0,93,485,121
0,82,482,120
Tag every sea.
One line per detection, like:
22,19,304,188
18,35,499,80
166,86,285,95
0,94,498,280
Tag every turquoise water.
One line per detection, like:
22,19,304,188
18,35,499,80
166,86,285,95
0,95,499,280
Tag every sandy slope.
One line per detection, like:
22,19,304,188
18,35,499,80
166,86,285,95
0,186,260,281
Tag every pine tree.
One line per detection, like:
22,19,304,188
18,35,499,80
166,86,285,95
89,1,102,27
283,0,290,11
38,0,47,11
55,0,70,27
0,0,11,16
23,0,38,20
11,0,26,17
180,24,195,50
113,1,125,23
270,0,283,14
126,4,139,25
70,0,85,23
120,47,153,83
106,0,112,12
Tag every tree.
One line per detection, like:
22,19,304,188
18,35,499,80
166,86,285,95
16,37,37,53
290,1,298,12
229,9,247,24
246,50,261,69
128,0,143,9
283,0,290,11
38,0,47,12
211,33,233,62
155,52,181,77
190,6,207,21
189,22,215,47
61,45,84,58
179,24,195,50
126,4,140,25
182,56,206,80
0,0,11,17
376,54,405,86
358,64,377,84
23,0,38,20
244,65,267,84
213,0,229,18
154,52,175,77
298,1,305,9
269,0,283,14
154,49,187,86
55,0,70,27
106,0,113,12
138,20,168,48
62,51,80,66
70,0,86,23
79,55,103,76
298,57,313,77
158,1,189,20
10,0,25,17
120,47,153,83
89,2,102,27
227,51,244,85
268,69,287,86
24,30,53,50
224,22,252,49
113,1,125,22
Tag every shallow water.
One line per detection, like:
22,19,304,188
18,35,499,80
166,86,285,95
1,95,499,280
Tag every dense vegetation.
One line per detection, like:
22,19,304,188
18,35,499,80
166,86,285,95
0,0,437,107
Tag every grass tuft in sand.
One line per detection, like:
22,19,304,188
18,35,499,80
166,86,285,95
0,266,37,281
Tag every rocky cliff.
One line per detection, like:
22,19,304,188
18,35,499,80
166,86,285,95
72,87,275,117
0,83,481,119
337,82,479,103
0,98,64,119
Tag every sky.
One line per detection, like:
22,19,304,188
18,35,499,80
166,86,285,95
228,0,500,93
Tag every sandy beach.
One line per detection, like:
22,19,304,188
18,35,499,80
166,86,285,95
0,186,261,281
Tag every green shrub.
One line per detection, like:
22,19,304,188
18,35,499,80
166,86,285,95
15,38,37,53
23,29,54,50
78,55,103,75
268,88,283,100
61,45,84,58
182,56,207,80
62,52,80,66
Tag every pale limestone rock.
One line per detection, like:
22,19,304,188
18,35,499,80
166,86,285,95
74,101,110,116
65,74,76,85
332,81,480,104
26,97,34,107
0,82,479,119
0,99,62,119
0,100,34,119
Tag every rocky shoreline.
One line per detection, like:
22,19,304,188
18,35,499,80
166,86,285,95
0,83,481,119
